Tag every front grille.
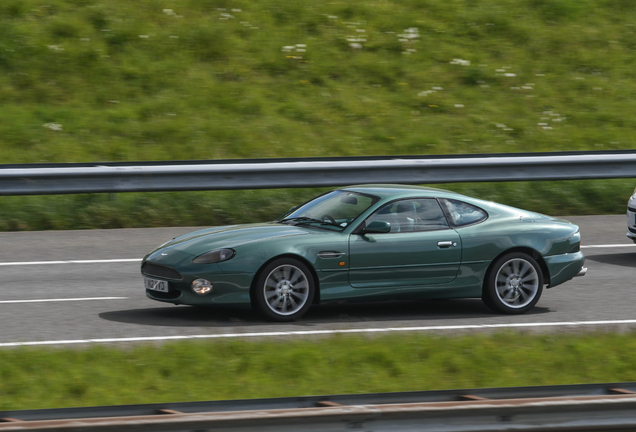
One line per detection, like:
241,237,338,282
142,262,183,280
628,206,636,213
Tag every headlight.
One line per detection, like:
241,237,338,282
192,248,235,264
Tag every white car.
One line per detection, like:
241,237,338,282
627,190,636,243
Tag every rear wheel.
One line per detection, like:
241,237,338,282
483,252,544,314
253,258,315,322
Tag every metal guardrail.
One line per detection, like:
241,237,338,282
1,150,636,195
1,382,636,431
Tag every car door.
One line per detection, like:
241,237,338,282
348,198,461,288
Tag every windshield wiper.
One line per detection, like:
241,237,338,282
280,217,338,226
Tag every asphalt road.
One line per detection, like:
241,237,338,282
0,215,634,347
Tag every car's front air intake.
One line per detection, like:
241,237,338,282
141,262,183,280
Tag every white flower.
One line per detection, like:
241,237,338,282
504,73,516,77
450,59,470,66
296,44,306,48
43,123,63,131
455,104,465,108
349,43,363,49
138,35,149,38
47,45,64,51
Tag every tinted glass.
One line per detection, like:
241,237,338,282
441,199,488,227
365,198,449,233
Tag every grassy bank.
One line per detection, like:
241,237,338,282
0,179,630,231
1,332,635,410
1,0,635,229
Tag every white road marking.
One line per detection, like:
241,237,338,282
0,297,128,304
3,319,636,347
581,244,636,248
0,259,141,266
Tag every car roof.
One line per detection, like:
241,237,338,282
339,184,462,200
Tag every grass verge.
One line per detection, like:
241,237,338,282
1,331,635,410
0,179,632,231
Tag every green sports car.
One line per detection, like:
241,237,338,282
142,185,586,321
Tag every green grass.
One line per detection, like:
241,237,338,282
0,179,630,231
1,0,635,230
1,332,635,410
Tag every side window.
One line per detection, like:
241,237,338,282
365,198,449,233
440,199,488,227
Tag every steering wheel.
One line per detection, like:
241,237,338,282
321,214,337,225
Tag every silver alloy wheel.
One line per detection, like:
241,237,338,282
263,264,310,316
494,258,540,309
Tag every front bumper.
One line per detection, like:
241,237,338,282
144,271,253,306
627,196,636,243
142,254,254,306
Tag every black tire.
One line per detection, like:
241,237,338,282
482,252,544,314
253,258,315,322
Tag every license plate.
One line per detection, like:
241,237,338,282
145,277,169,293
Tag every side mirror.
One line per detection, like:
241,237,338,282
364,220,391,234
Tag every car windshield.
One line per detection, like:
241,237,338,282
278,190,379,231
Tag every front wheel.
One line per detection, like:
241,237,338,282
253,258,315,322
483,252,544,314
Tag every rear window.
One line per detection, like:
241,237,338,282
440,199,488,227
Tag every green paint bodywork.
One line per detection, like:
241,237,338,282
142,185,585,308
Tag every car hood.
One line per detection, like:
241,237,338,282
157,223,315,257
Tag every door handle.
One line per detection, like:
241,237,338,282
437,241,456,248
